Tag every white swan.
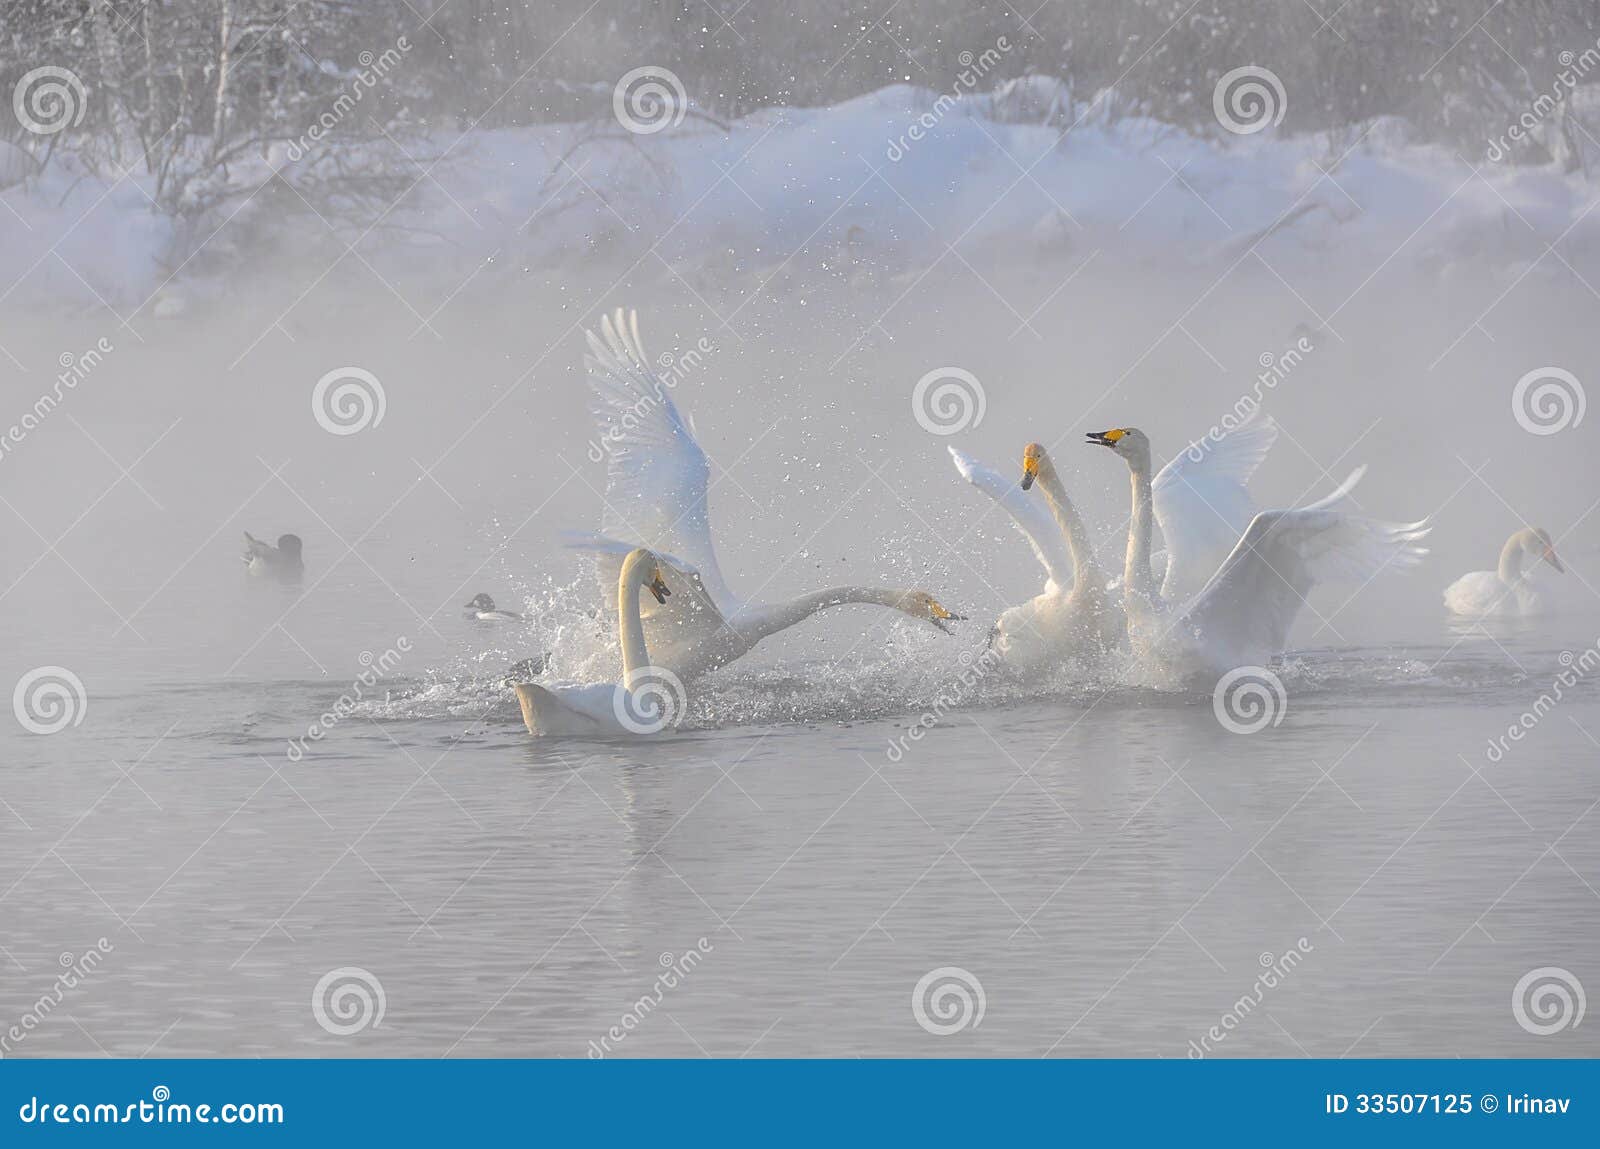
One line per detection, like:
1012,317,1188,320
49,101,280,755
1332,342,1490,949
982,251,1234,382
1087,426,1430,682
948,442,1119,669
513,548,682,736
566,309,963,681
1141,414,1280,602
1443,526,1564,617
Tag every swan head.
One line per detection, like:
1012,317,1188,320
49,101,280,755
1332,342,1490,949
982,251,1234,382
1020,442,1047,490
622,548,674,603
895,591,965,634
1085,427,1151,467
1522,526,1564,573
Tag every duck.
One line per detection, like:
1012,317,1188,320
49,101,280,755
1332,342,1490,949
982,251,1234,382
242,532,304,581
1443,526,1564,617
464,593,523,622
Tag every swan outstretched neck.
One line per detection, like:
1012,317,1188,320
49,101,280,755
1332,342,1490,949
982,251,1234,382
569,309,962,680
1443,526,1564,618
514,548,681,736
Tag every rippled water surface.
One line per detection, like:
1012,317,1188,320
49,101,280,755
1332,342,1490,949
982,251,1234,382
4,619,1598,1058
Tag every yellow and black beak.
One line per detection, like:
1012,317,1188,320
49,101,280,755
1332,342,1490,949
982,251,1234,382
1020,456,1039,491
649,572,671,604
1086,429,1126,449
928,601,966,634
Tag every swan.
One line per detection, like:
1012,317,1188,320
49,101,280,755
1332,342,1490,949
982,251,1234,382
512,548,681,736
1443,526,1564,617
1140,413,1281,602
1086,426,1430,682
565,309,964,681
948,442,1119,669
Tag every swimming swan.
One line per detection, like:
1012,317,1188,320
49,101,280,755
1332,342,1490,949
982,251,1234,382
1087,426,1430,682
948,442,1119,668
1443,526,1564,618
512,548,680,736
565,309,963,681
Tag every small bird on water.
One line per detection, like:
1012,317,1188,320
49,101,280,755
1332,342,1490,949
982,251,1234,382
242,532,304,582
464,593,523,621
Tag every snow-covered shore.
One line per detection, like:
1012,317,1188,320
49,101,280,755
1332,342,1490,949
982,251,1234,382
3,82,1597,312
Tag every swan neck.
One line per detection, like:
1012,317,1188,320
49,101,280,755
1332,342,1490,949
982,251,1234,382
753,586,900,636
617,553,653,677
1036,465,1100,584
1126,461,1155,596
1497,532,1528,583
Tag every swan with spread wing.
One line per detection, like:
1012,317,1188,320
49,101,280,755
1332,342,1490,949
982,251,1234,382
947,413,1280,669
566,310,963,681
948,442,1119,669
1087,425,1430,682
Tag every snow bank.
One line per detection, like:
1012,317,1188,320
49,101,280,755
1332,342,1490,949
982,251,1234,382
3,82,1595,309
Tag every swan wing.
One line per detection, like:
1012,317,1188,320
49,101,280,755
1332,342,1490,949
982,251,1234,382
1152,413,1279,600
562,530,732,650
1178,468,1429,666
583,309,736,609
948,446,1073,590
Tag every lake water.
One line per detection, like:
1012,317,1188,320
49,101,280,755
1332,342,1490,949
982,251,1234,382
2,263,1597,1058
3,618,1598,1058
